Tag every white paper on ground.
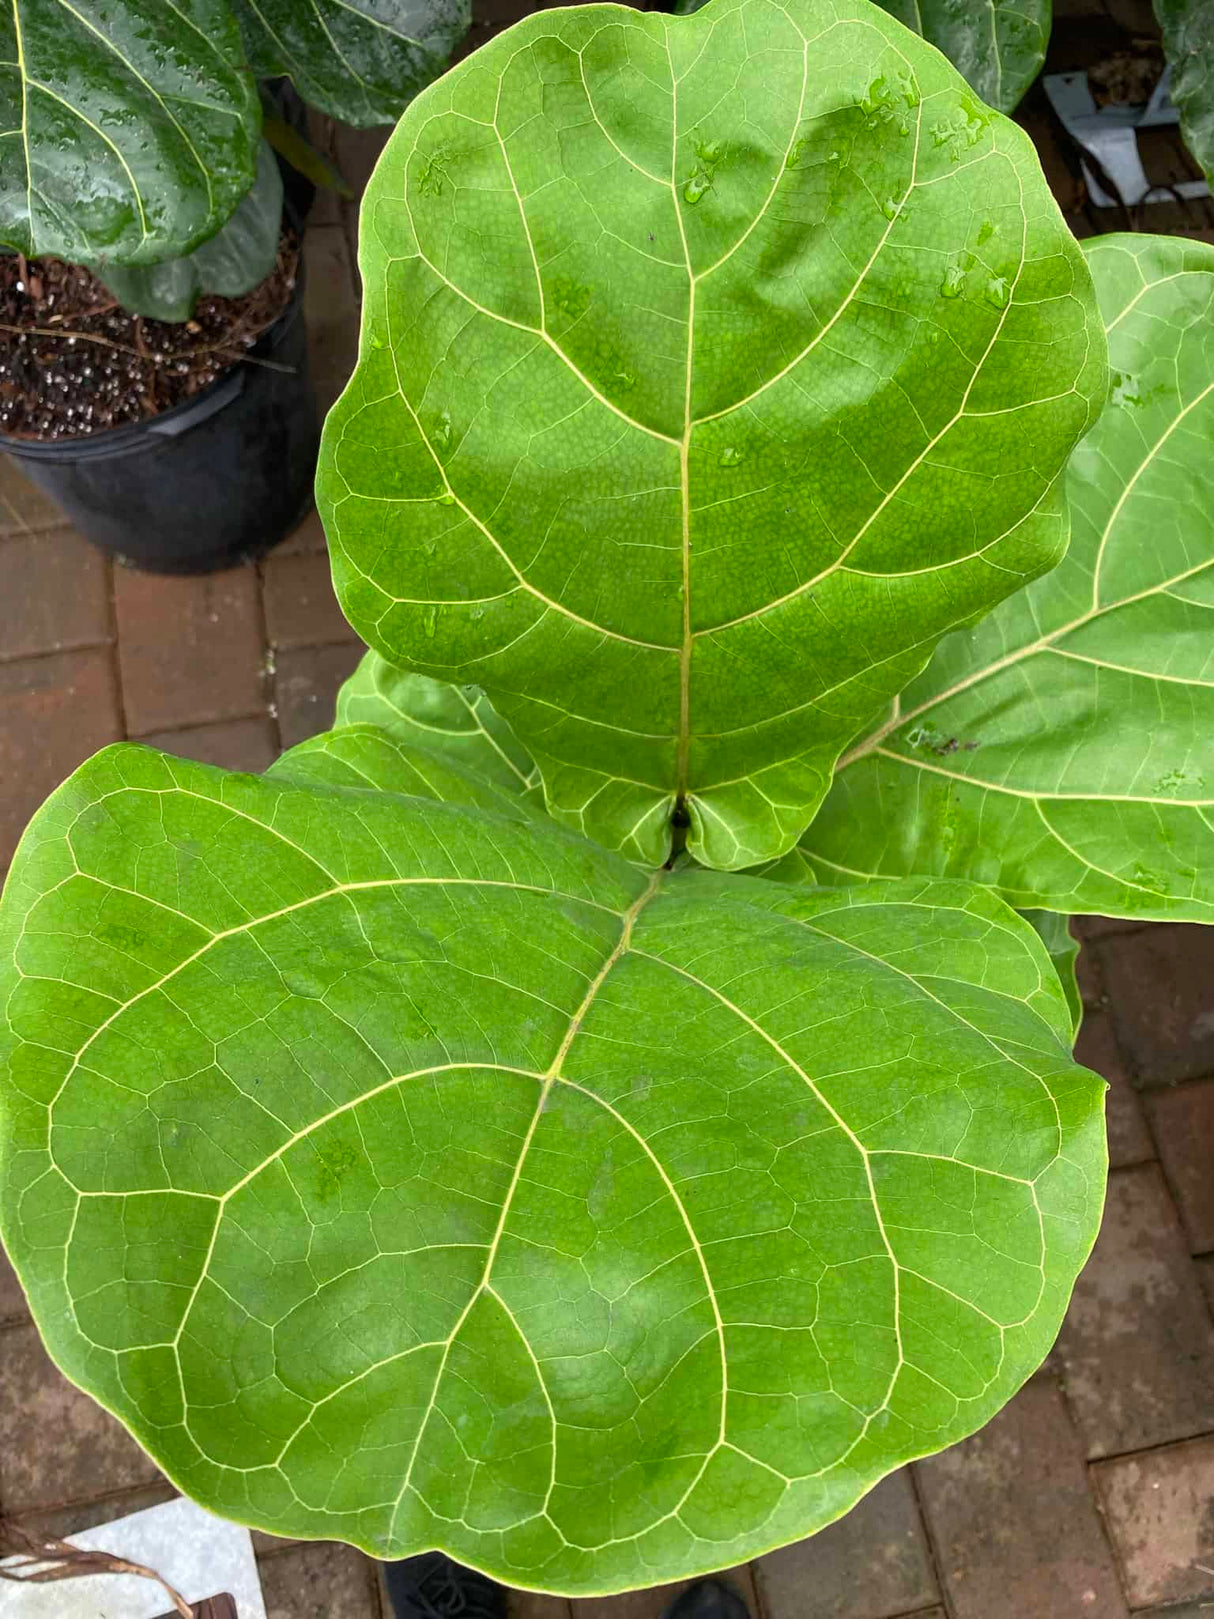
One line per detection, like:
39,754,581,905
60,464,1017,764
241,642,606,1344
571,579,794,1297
0,1494,267,1617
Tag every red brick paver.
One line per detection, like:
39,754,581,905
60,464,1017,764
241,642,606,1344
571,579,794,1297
263,550,359,650
1053,1165,1214,1456
913,1377,1129,1619
752,1470,938,1619
1075,1004,1155,1169
0,648,121,865
0,1323,164,1511
114,565,268,736
1146,1079,1214,1254
1094,1436,1214,1608
259,1538,385,1618
1101,924,1214,1084
0,1246,28,1327
274,640,364,748
0,525,111,660
137,716,279,775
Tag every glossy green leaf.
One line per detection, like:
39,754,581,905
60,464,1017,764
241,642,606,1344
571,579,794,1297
231,0,470,127
0,0,260,265
0,739,1104,1590
336,648,537,796
317,0,1105,873
1156,0,1214,188
878,1,1051,114
92,139,282,323
797,234,1214,921
1020,910,1079,1039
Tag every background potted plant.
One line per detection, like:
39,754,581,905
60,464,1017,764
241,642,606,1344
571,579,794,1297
0,0,470,573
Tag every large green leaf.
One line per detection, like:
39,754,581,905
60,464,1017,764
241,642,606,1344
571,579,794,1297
317,0,1105,873
336,648,537,795
796,233,1214,921
870,1,1050,114
231,0,470,127
0,0,260,264
1156,0,1214,189
0,738,1104,1589
92,139,283,323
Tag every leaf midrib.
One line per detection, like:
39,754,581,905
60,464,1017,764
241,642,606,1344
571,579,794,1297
387,868,665,1536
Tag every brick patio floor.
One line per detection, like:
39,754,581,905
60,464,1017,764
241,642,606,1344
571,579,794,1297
3,3,1214,1614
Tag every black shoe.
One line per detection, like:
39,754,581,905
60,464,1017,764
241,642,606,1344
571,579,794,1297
381,1551,507,1619
664,1577,752,1619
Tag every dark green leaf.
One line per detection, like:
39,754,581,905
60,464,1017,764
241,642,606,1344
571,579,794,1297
318,0,1105,871
92,139,282,323
0,0,260,264
797,233,1214,921
1156,0,1214,188
0,740,1104,1588
231,0,470,127
879,1,1051,114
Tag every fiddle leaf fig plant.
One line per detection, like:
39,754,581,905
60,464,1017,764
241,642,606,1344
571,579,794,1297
232,0,471,126
0,0,262,265
320,0,1103,870
17,0,1214,1596
0,0,470,321
793,233,1214,918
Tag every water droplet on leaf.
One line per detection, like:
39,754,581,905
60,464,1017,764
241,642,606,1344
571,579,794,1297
1110,371,1146,407
1130,862,1168,895
881,196,900,220
939,263,966,299
976,218,994,245
719,445,745,467
433,409,452,452
1155,766,1205,795
416,150,448,198
684,172,712,204
983,275,1010,309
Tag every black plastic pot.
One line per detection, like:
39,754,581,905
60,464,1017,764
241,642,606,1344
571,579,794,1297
1,272,319,574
